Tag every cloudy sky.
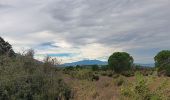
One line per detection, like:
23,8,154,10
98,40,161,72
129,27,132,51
0,0,170,63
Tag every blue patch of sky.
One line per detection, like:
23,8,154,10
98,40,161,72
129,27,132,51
35,42,59,49
47,53,78,57
127,48,161,56
127,48,162,63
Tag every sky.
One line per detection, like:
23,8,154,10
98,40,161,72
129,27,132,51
0,0,170,64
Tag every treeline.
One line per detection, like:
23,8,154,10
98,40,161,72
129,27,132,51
64,51,170,77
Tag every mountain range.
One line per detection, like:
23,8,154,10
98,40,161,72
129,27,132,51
63,60,155,67
63,60,107,66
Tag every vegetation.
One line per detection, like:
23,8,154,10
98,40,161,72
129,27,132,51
121,72,170,100
0,37,170,100
154,50,170,76
0,54,72,100
0,37,72,100
0,37,15,57
91,64,99,71
108,52,134,73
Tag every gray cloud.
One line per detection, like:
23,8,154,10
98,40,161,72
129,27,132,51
0,0,170,63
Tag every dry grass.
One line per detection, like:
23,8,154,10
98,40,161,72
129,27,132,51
63,75,121,100
63,74,170,100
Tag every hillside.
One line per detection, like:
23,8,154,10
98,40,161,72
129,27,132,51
64,60,107,66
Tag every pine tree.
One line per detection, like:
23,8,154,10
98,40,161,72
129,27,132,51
0,37,15,57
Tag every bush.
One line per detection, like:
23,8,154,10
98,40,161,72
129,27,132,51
91,65,99,71
99,71,114,77
0,51,72,100
121,70,134,77
108,52,133,73
107,71,114,77
121,72,169,100
100,71,107,76
70,69,93,80
114,76,125,86
92,74,99,81
100,65,108,71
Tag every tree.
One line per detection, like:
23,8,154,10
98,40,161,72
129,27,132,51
0,37,15,57
154,50,170,76
91,64,99,71
108,52,133,73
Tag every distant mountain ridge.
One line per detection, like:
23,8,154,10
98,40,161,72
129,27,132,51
135,63,155,67
63,59,154,67
63,60,107,66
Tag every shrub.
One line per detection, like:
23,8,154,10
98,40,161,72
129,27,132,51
114,76,125,86
92,74,99,81
75,65,82,70
100,65,108,71
70,69,93,80
121,72,169,100
99,71,114,77
0,50,72,100
107,71,114,77
121,70,134,77
91,64,99,71
100,71,107,76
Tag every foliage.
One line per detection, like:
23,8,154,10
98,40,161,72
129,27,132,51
100,65,108,71
154,50,170,76
99,70,114,77
91,64,99,71
121,72,169,100
154,50,170,67
92,74,99,81
0,51,72,100
75,65,82,69
114,76,126,86
121,70,134,77
65,68,93,80
108,52,133,73
0,37,15,57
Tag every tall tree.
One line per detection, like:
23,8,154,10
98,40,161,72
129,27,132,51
0,37,15,57
108,52,133,73
154,50,170,76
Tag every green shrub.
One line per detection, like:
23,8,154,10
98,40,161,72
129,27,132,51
70,69,93,80
157,64,170,77
100,65,108,71
121,72,169,100
0,51,72,100
121,70,134,77
91,65,99,71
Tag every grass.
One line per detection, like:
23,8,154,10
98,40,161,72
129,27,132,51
62,68,170,100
